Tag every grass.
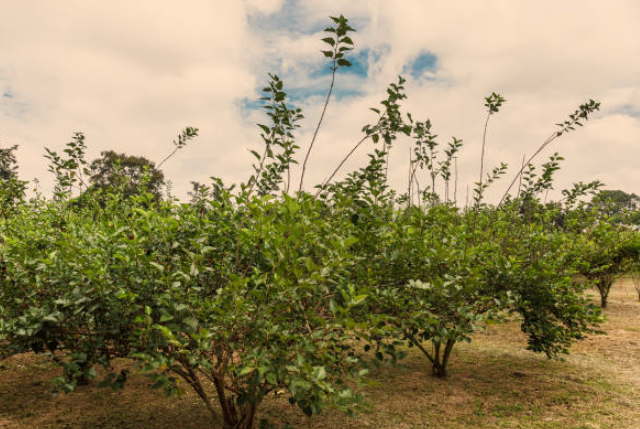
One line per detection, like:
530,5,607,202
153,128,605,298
1,280,639,428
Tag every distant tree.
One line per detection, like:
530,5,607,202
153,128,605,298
590,189,640,220
0,144,19,181
188,181,209,203
188,178,236,216
88,151,165,202
0,143,27,215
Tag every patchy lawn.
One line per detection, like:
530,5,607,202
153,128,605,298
1,280,639,428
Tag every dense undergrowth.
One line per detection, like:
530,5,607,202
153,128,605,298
2,15,640,429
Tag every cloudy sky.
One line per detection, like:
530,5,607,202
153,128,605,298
1,0,639,202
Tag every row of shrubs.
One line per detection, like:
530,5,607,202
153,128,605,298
2,16,639,428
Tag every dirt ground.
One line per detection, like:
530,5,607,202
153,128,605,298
1,280,639,428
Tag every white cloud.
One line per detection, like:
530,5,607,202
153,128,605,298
244,0,287,15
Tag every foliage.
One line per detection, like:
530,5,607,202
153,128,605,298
299,14,355,191
0,189,369,428
0,144,27,216
574,220,640,308
246,74,303,196
44,132,90,201
589,189,640,222
156,127,198,170
87,150,165,202
0,14,617,429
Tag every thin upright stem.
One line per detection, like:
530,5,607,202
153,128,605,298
313,135,370,199
499,131,558,206
478,112,492,187
516,154,526,198
453,157,458,205
156,147,179,170
299,46,339,192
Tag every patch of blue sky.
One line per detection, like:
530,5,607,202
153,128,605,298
287,86,364,103
236,97,264,112
310,44,392,80
403,51,438,80
615,104,640,118
310,48,370,79
237,81,364,120
238,51,369,116
247,0,319,35
1,91,29,118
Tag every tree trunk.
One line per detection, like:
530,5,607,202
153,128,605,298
432,339,456,378
430,339,455,378
212,375,259,429
600,294,608,308
432,360,447,378
597,277,613,309
220,399,258,429
405,332,457,379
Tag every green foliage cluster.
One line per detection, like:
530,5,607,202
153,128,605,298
0,15,633,429
589,189,640,223
0,143,27,216
86,150,165,203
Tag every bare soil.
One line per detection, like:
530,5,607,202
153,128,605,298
1,280,639,428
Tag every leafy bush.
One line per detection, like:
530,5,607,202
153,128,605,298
0,14,614,428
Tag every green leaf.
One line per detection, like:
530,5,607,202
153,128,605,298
238,366,255,376
183,317,198,331
351,294,368,306
150,262,165,272
313,366,327,381
266,372,277,385
343,236,359,248
321,37,336,46
159,310,174,322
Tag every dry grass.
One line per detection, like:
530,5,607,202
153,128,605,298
1,280,639,429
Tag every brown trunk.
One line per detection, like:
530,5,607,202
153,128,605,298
431,339,455,378
596,277,612,309
404,331,456,379
432,361,447,378
212,375,259,429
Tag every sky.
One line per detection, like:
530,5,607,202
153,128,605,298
1,0,639,203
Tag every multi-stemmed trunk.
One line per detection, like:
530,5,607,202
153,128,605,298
174,365,261,429
407,332,457,378
429,339,456,378
212,375,258,429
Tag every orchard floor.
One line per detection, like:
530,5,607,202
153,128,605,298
1,280,639,429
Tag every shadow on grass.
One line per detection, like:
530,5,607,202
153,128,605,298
2,336,637,429
2,281,639,429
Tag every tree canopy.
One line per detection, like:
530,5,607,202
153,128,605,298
0,143,26,215
87,150,165,202
590,189,640,220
